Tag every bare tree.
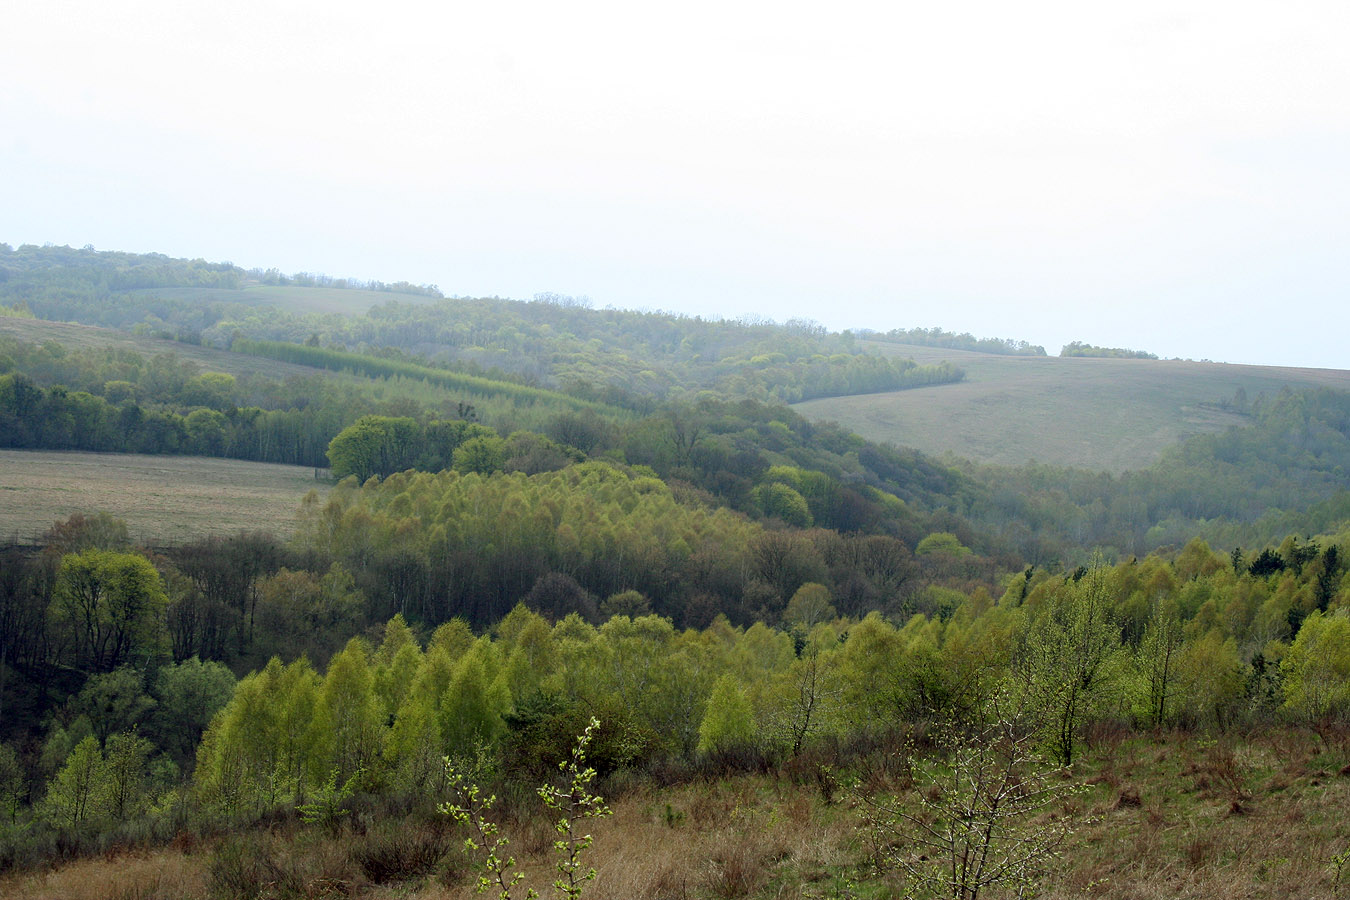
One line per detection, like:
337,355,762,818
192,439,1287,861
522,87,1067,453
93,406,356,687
856,708,1082,900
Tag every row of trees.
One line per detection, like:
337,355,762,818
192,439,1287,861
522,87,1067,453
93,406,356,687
864,326,1047,356
1059,340,1158,359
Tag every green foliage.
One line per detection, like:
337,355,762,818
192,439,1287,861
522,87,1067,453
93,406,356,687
536,717,612,899
783,583,836,630
1281,610,1350,721
867,326,1047,356
698,674,756,755
50,550,168,672
75,668,155,746
442,717,611,900
454,434,508,475
1019,561,1121,765
296,766,362,834
915,532,970,557
150,657,237,767
1060,340,1158,359
233,337,602,413
41,736,105,831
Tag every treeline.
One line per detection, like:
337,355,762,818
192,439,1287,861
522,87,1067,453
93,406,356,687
713,352,963,402
247,267,442,298
0,372,339,464
4,246,974,406
3,524,1348,864
230,338,604,413
1060,340,1158,359
863,326,1047,356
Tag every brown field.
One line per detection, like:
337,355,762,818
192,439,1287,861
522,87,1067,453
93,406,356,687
795,342,1350,472
3,729,1346,900
0,450,326,544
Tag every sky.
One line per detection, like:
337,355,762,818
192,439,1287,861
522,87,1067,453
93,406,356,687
2,0,1347,369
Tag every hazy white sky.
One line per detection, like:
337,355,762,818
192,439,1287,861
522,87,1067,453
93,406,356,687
3,1,1347,368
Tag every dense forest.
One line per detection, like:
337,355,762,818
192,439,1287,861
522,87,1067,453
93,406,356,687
2,245,1350,898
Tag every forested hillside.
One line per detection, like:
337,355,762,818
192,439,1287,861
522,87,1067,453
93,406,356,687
4,245,1350,898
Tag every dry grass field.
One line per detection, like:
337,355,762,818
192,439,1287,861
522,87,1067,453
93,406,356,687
794,342,1350,472
4,729,1347,900
0,450,326,544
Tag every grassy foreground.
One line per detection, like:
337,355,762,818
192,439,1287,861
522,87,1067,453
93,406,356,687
0,450,326,543
5,728,1347,900
794,342,1350,472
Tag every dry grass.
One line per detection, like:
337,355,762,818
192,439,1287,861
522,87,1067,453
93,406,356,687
795,343,1350,472
4,731,1346,900
0,848,206,900
0,449,327,544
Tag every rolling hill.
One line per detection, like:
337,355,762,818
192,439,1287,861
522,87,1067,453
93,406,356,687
793,341,1350,472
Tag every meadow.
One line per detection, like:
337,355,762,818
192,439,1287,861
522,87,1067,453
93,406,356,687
793,342,1350,472
0,450,326,543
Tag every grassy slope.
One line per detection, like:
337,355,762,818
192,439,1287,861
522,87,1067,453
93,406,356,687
793,341,1350,472
0,450,325,543
4,729,1346,900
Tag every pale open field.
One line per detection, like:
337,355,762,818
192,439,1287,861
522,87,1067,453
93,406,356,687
794,342,1350,472
0,450,327,544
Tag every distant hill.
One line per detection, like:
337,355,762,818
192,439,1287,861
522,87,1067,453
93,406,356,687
793,341,1350,472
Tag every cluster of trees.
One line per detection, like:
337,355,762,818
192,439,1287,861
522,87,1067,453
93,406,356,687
292,462,992,630
5,528,1347,856
0,370,340,464
712,352,963,403
1059,341,1159,359
230,338,602,413
864,326,1047,356
246,268,442,298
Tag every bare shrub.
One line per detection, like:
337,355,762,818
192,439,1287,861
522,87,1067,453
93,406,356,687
855,714,1084,900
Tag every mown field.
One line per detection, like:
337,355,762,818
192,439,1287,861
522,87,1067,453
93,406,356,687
4,728,1347,900
794,342,1350,472
0,450,326,544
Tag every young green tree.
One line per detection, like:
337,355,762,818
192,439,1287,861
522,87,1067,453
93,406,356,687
102,730,153,822
441,638,513,753
314,638,385,787
1281,610,1350,721
697,673,755,755
1020,561,1121,765
1134,598,1184,729
42,735,105,831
